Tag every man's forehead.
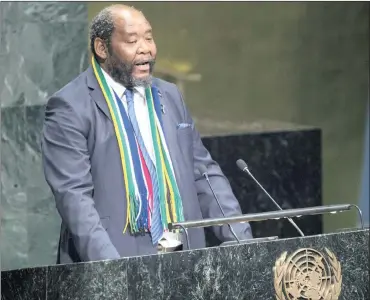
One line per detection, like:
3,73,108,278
112,8,151,30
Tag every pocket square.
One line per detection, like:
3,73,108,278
177,123,192,129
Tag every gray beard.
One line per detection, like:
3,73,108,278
105,53,154,88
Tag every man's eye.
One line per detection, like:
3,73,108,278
128,40,137,44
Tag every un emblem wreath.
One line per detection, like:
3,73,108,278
273,248,342,300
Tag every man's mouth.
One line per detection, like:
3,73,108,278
133,60,152,74
134,60,150,66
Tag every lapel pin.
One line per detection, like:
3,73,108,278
161,104,166,114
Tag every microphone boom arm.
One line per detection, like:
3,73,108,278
198,165,241,243
169,204,356,231
246,169,305,237
236,158,305,237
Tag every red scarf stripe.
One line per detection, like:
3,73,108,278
137,143,154,228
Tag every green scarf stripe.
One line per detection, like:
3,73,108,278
129,196,138,233
158,136,184,221
145,88,168,228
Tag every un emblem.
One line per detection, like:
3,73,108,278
273,248,342,300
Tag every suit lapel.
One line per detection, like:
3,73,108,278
86,66,111,121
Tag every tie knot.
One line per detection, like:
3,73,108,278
124,89,134,103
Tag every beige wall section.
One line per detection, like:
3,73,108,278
88,2,369,233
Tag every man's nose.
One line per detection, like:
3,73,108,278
137,39,150,54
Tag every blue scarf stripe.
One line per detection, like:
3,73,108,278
151,86,164,127
114,92,148,229
113,91,148,230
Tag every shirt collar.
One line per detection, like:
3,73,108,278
101,68,146,100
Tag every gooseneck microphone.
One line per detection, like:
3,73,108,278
236,159,305,237
198,165,241,244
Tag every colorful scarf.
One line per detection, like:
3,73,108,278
91,57,184,235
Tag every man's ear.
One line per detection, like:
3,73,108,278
94,38,108,60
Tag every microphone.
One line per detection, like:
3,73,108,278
198,165,241,244
236,159,305,237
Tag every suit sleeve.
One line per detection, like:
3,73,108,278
175,87,253,242
41,96,120,261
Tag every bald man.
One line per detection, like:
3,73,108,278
42,5,252,264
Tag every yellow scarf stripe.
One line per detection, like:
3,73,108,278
155,126,178,223
155,127,172,224
91,57,131,233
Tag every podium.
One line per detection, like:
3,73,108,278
1,228,369,300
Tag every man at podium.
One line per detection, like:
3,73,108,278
41,4,252,264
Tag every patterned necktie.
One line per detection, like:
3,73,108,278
125,89,163,244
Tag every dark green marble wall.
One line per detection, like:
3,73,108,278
89,2,369,232
0,2,89,271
